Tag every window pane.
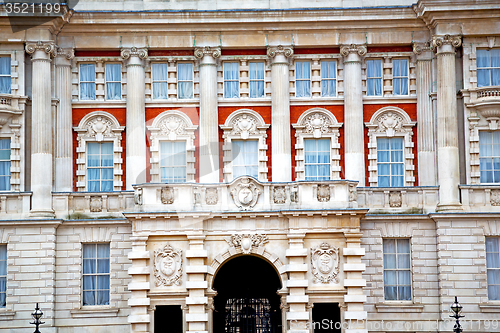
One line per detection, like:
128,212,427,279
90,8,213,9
384,254,396,269
0,57,10,94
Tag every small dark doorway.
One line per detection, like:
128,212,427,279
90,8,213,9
154,305,182,333
213,255,282,333
312,303,341,333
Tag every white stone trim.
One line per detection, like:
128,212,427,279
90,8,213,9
365,106,416,187
220,109,270,182
74,111,125,191
292,108,342,181
147,110,198,183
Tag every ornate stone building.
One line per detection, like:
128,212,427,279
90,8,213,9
0,0,500,332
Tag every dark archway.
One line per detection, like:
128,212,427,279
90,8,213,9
213,255,282,333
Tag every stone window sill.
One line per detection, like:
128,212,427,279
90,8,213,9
70,307,119,318
376,303,424,313
0,310,15,320
479,303,500,313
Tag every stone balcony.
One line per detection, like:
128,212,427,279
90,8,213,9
131,176,359,214
357,186,439,213
460,185,500,211
465,86,500,128
53,191,135,219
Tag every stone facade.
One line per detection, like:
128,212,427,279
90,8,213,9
0,0,500,333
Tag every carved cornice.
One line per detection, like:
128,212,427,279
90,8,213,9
25,41,56,57
340,44,367,57
194,46,221,59
120,47,148,60
56,47,75,60
431,35,462,52
266,45,294,58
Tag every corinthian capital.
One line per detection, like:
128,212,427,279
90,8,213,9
266,45,294,58
25,41,56,57
431,35,462,52
121,47,148,60
194,46,221,59
340,44,367,57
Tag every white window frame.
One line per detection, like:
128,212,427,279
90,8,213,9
478,131,500,183
366,59,383,96
147,110,197,183
177,62,194,99
486,237,500,301
151,62,169,100
295,60,311,98
320,60,337,97
383,238,412,301
303,138,331,181
79,63,96,101
232,140,259,179
477,48,500,87
249,61,265,99
82,243,110,306
292,108,342,181
223,62,240,99
74,111,125,191
159,141,187,183
104,63,122,101
0,56,11,95
0,245,6,308
366,107,416,187
86,142,114,192
392,58,409,96
0,138,11,192
220,109,270,182
376,137,405,187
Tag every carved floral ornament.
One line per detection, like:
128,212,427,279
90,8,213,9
366,108,415,137
154,244,183,287
311,242,340,284
149,111,197,141
230,177,263,210
75,112,124,141
225,234,269,254
293,109,341,138
221,110,269,140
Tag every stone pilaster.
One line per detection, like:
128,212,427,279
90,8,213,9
55,48,74,192
25,41,56,217
121,47,148,189
127,235,151,333
432,35,462,211
413,42,436,186
195,47,221,183
268,45,293,182
341,44,367,186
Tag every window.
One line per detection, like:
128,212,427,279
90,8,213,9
393,59,408,95
295,61,311,97
486,237,500,300
160,141,186,183
249,62,265,98
87,142,113,192
377,137,404,187
479,131,500,183
477,49,500,87
152,63,168,100
232,140,258,179
0,245,6,307
304,139,330,181
104,63,121,100
0,57,10,94
80,63,96,100
224,62,239,98
178,63,194,99
366,59,382,96
0,139,10,191
82,244,110,306
321,61,336,97
383,239,411,301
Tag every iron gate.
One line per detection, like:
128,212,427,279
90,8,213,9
224,298,275,333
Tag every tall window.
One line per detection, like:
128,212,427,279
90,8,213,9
366,59,383,96
295,61,311,97
321,60,336,97
479,131,500,183
477,49,500,87
393,59,408,95
232,140,258,179
87,142,113,192
105,63,121,100
383,239,411,301
160,141,186,183
377,137,404,187
0,57,10,94
0,139,10,191
224,62,239,98
178,63,194,99
82,244,110,306
249,62,265,98
80,64,96,100
0,245,6,308
152,63,168,99
486,237,500,300
304,139,330,181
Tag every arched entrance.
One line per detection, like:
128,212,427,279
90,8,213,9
213,255,282,333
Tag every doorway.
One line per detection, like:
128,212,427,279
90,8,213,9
154,305,183,333
311,303,341,333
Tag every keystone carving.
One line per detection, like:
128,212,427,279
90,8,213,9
154,244,183,287
225,234,269,254
311,242,340,284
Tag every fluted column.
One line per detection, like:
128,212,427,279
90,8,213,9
195,47,221,183
268,45,293,182
26,41,56,216
413,42,437,186
55,48,74,192
341,45,367,186
122,47,148,189
432,35,462,210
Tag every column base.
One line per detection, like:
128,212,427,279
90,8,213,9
29,209,55,218
436,202,463,212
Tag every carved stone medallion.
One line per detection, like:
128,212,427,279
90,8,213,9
90,196,102,212
225,234,269,254
205,188,218,205
161,187,174,204
230,177,262,210
304,113,332,138
389,191,402,207
491,190,500,206
311,242,340,284
154,244,183,287
317,185,331,202
273,186,286,204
